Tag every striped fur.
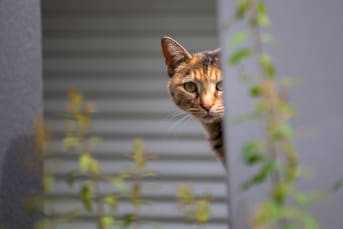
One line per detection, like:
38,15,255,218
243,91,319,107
161,36,225,166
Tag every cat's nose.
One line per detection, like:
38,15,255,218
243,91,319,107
201,103,213,111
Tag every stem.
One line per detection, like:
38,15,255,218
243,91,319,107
248,1,294,228
86,150,104,229
133,172,142,229
250,3,281,188
249,0,283,191
94,175,104,229
82,114,104,229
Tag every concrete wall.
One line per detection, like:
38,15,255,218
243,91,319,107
0,0,43,228
219,0,343,228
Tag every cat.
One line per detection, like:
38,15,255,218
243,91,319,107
160,36,225,167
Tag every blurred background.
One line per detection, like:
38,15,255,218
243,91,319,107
1,0,343,229
41,0,226,229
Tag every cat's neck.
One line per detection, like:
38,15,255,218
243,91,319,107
201,120,225,167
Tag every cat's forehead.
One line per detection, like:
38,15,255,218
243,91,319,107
189,52,220,68
191,66,221,82
186,52,221,81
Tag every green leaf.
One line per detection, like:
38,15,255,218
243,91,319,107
229,31,250,49
176,186,194,204
272,123,293,140
294,193,312,208
242,160,275,190
263,201,281,219
122,214,135,228
79,153,91,174
194,200,211,223
112,177,129,195
79,153,100,175
100,215,115,228
257,2,267,14
104,195,117,209
252,201,281,225
257,13,271,27
89,157,100,175
250,85,263,97
80,183,93,212
259,53,272,64
241,141,264,165
303,213,320,229
229,48,253,65
256,101,268,113
236,0,250,18
272,183,291,203
259,54,276,78
334,177,343,191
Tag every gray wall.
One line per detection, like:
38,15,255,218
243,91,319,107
219,0,343,228
0,0,43,228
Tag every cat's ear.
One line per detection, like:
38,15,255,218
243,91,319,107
161,36,192,77
211,48,221,64
212,48,221,56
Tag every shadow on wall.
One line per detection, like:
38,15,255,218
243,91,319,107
0,135,42,229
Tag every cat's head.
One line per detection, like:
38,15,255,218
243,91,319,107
161,36,223,123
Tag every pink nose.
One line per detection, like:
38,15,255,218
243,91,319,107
201,103,213,111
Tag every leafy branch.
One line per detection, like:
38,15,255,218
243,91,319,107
32,90,159,229
176,185,212,225
229,0,321,228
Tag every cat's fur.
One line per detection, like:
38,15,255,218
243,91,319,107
160,36,225,166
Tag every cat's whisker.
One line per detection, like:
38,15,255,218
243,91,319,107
164,110,187,121
167,113,190,132
170,111,187,119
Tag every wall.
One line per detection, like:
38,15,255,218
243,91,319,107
219,0,343,228
0,0,43,228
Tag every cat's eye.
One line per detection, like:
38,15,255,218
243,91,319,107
216,81,223,91
183,82,197,93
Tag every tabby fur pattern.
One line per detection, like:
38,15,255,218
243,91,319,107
160,36,225,166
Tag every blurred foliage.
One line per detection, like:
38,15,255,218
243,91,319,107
31,89,163,229
333,177,343,191
230,0,322,228
176,186,212,224
30,89,215,229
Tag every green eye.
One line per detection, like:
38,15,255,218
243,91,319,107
183,82,197,93
216,81,223,91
